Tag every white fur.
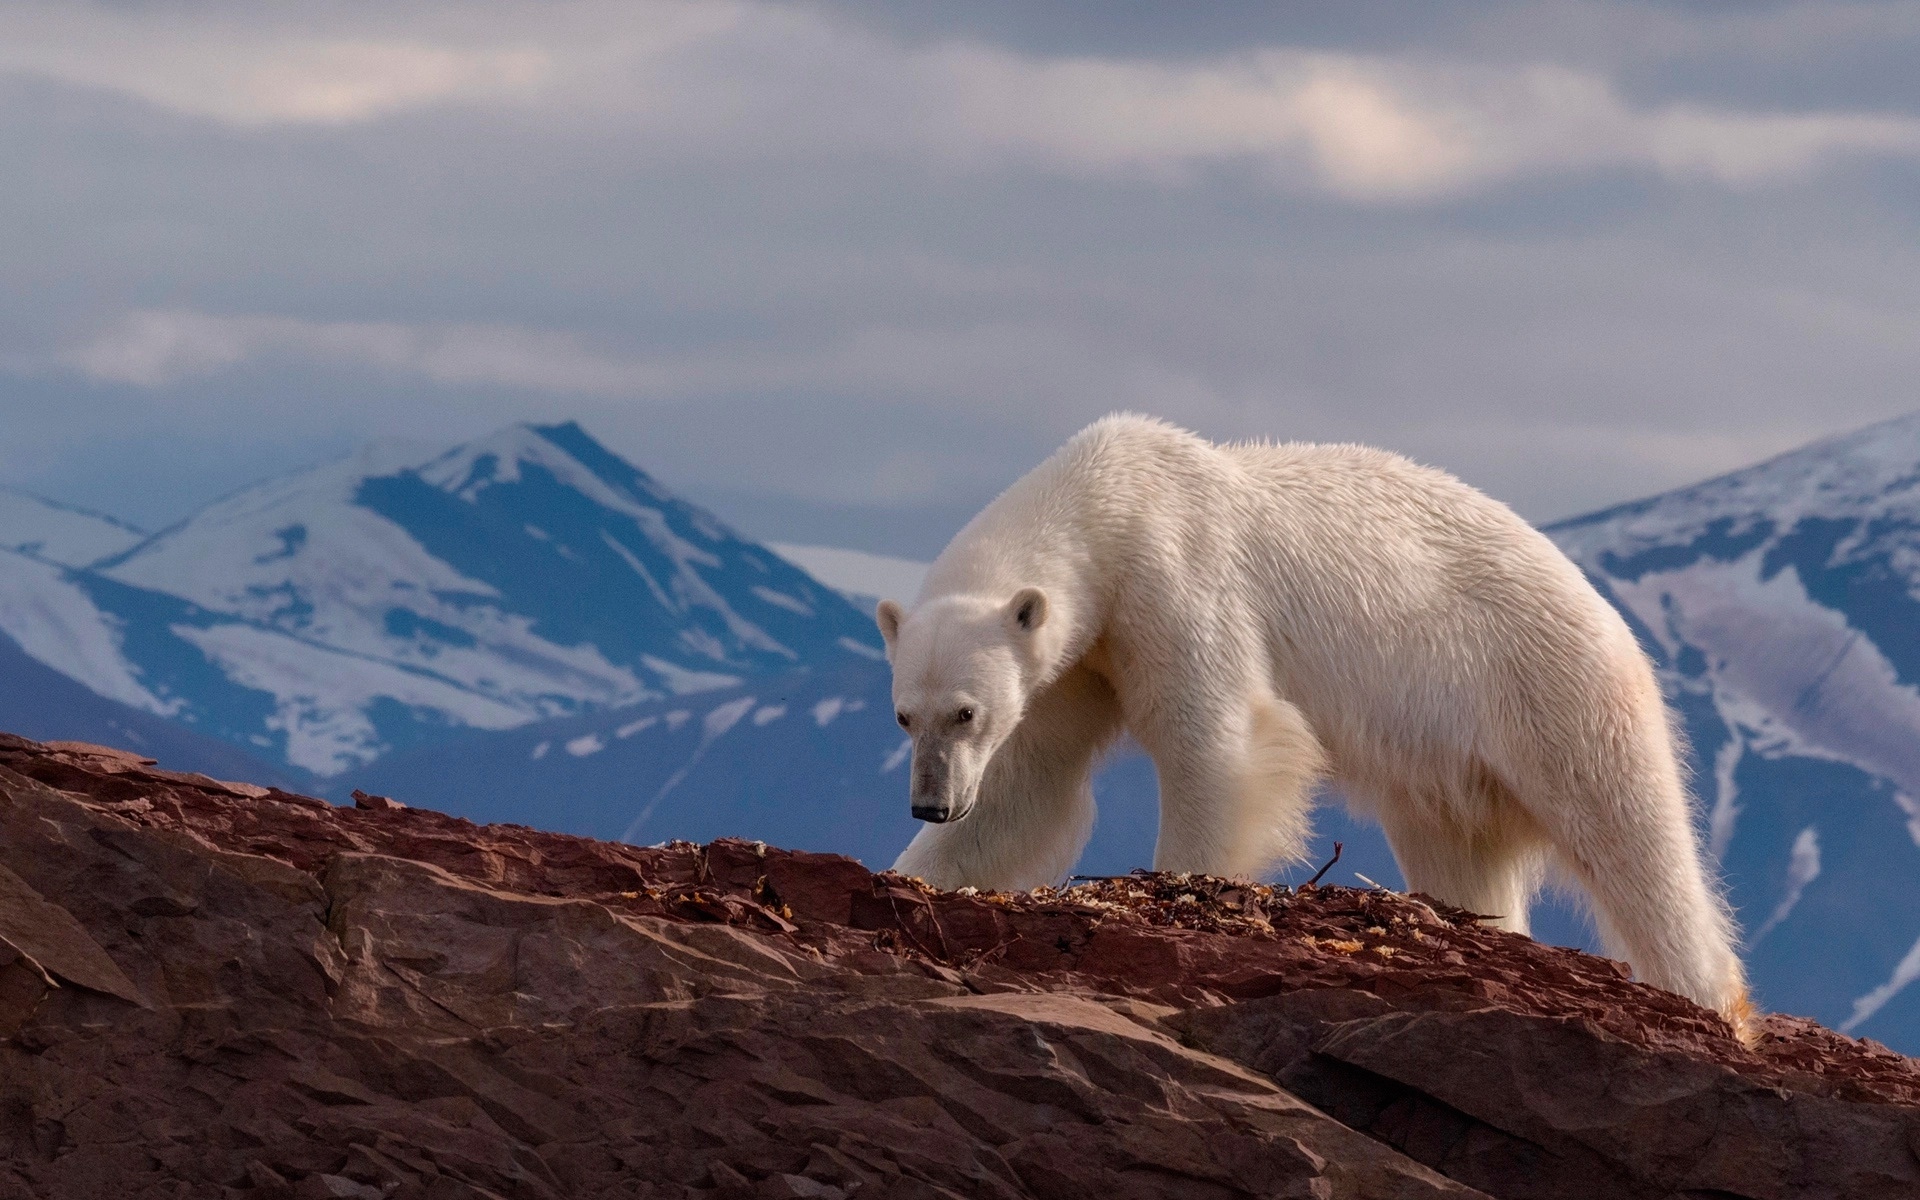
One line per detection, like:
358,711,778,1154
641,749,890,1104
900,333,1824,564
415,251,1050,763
879,414,1749,1028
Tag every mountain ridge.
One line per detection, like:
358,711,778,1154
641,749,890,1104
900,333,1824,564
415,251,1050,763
0,422,886,777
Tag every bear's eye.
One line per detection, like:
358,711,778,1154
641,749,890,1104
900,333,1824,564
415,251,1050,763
955,707,974,724
896,711,911,730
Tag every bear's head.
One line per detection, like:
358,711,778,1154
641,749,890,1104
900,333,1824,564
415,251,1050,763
874,587,1052,825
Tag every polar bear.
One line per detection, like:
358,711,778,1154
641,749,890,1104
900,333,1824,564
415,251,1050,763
876,414,1749,1029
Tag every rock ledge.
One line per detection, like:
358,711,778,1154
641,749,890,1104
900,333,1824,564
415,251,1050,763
0,732,1916,1199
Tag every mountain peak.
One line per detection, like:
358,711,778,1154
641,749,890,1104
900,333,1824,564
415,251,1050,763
416,421,674,514
1551,408,1920,558
58,419,883,777
419,423,576,497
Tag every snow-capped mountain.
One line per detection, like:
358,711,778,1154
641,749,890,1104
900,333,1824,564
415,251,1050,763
0,423,886,778
1548,411,1920,1050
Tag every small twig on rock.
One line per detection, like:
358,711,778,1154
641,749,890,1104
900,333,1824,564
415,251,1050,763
966,936,1021,971
885,891,949,961
1304,842,1343,888
918,891,952,959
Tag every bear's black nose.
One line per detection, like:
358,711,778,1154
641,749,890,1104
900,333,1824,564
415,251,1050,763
911,804,950,823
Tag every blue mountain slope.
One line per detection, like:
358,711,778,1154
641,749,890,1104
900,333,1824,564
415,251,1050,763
355,422,881,681
0,628,300,788
348,660,916,862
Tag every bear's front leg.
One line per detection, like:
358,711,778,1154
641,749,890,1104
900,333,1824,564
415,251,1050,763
1140,692,1326,880
892,663,1122,891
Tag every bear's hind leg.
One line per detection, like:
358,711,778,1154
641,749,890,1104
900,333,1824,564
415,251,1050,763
1148,693,1326,879
1525,771,1748,1029
1498,688,1751,1036
1374,800,1546,935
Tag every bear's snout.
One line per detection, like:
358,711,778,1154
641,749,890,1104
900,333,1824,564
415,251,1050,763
911,766,955,822
910,752,973,823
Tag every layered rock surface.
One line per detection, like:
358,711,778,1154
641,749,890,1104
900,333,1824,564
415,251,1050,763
0,732,1915,1199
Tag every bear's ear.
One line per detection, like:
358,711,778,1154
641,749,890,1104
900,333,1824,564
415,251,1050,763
875,599,905,651
1005,587,1049,634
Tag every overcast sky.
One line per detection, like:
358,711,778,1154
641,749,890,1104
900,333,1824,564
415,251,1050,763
3,0,1919,556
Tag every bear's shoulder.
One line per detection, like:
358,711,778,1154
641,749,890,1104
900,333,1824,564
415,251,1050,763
1066,412,1203,453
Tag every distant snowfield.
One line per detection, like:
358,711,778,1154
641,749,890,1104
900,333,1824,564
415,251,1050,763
0,487,145,568
771,544,928,606
0,547,174,715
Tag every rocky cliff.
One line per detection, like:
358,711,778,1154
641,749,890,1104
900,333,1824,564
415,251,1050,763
0,733,1916,1199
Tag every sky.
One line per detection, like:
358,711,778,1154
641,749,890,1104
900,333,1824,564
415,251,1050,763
2,0,1919,557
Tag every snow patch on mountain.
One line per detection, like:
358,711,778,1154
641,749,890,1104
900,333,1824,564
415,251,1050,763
1896,792,1920,848
1751,826,1820,945
1606,558,1920,830
0,488,146,568
881,737,911,773
0,548,174,714
751,586,813,616
620,693,761,843
170,620,530,774
1846,935,1920,1033
771,543,928,605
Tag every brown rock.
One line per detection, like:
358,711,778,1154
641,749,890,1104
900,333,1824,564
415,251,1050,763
0,731,1914,1199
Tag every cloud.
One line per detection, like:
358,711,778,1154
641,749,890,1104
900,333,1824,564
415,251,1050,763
1643,103,1920,184
0,9,550,125
6,1,1920,550
204,42,546,126
2,2,1917,200
64,308,1223,427
901,48,1920,198
69,309,667,393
